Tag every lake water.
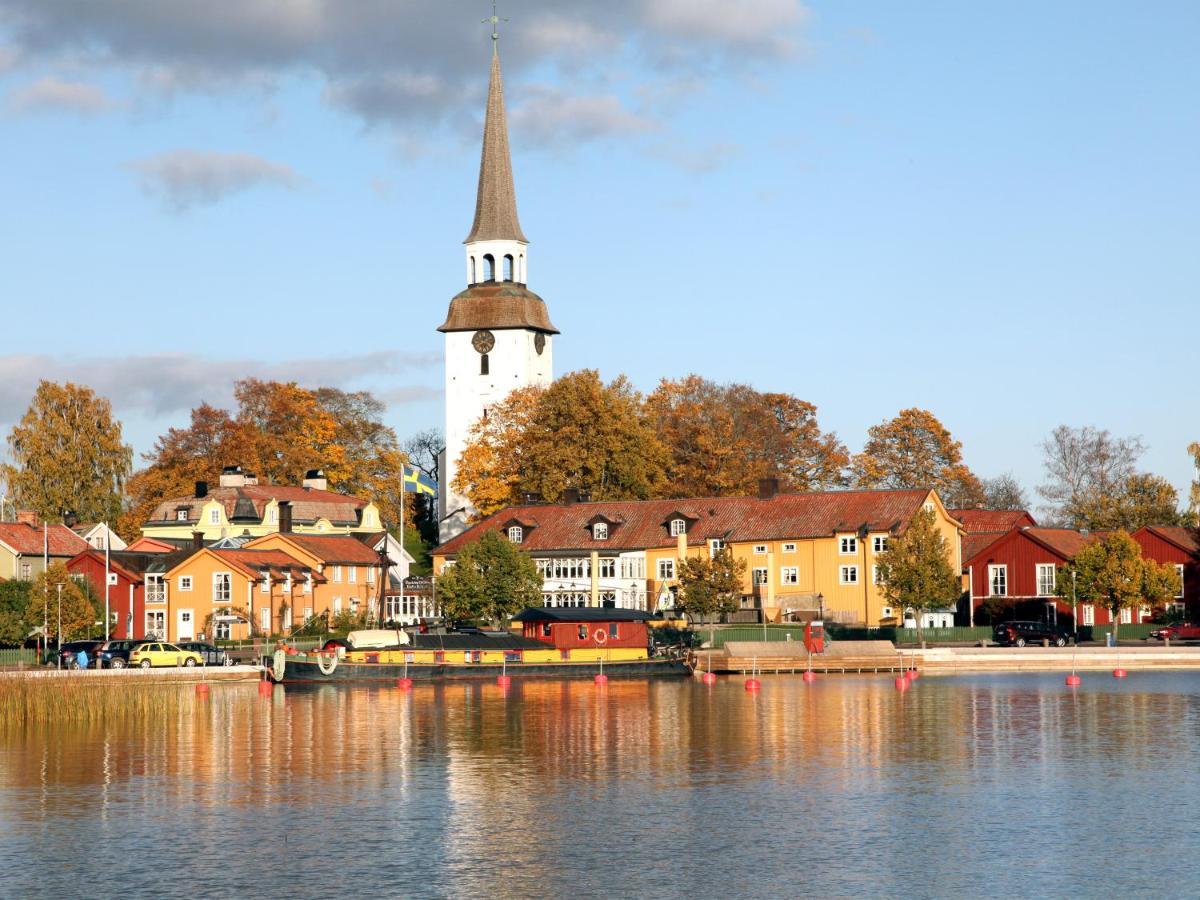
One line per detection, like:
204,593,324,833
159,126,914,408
2,673,1199,898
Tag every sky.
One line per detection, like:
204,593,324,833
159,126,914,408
1,1,1197,511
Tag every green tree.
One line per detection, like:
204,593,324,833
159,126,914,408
982,472,1030,511
0,580,33,644
851,408,984,507
1075,473,1183,531
3,381,132,525
27,564,97,643
676,548,747,641
1060,531,1179,640
435,531,542,626
875,508,961,641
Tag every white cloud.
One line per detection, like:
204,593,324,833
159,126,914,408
510,88,658,148
128,149,301,212
639,0,806,52
6,75,110,114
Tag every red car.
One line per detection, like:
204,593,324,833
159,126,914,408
1149,623,1200,641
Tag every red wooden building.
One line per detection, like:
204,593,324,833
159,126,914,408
1132,526,1199,616
512,607,652,651
67,549,173,640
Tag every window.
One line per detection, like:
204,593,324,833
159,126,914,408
753,544,768,555
261,608,271,632
781,566,798,585
657,559,675,580
599,558,616,578
839,536,857,555
881,606,894,619
283,572,292,594
752,568,769,586
333,596,342,614
480,353,489,376
367,565,376,585
269,508,278,525
483,253,495,281
349,566,357,584
209,509,220,525
1119,607,1132,624
669,519,686,537
175,509,188,522
146,611,165,639
924,502,935,512
620,557,645,579
873,536,888,554
20,562,32,580
260,569,269,593
1177,564,1186,599
213,572,232,603
1081,604,1094,626
839,565,858,585
782,543,797,553
178,576,192,592
333,566,342,583
708,539,726,557
1037,564,1056,597
873,565,883,585
146,575,167,604
593,522,608,540
989,565,1007,597
305,572,313,594
609,623,619,638
508,526,523,543
215,620,231,640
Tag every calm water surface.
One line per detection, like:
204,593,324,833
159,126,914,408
3,673,1200,898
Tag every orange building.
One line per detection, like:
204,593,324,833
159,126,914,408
243,532,385,622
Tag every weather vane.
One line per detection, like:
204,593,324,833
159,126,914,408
483,1,507,52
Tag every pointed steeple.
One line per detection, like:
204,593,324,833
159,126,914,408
465,51,527,244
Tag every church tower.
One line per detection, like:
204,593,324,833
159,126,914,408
438,40,557,541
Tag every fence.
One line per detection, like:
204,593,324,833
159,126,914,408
700,624,995,649
0,648,38,666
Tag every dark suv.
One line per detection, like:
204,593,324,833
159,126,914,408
96,639,149,669
994,621,1072,647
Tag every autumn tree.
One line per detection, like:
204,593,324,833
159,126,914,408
454,371,669,518
235,379,346,484
1188,442,1200,519
874,508,961,641
0,580,33,644
1037,425,1145,528
676,548,747,642
27,564,97,643
982,473,1030,511
434,531,542,626
1060,531,1179,640
851,408,984,507
2,381,132,525
645,376,848,497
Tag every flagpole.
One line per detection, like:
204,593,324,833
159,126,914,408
104,524,111,639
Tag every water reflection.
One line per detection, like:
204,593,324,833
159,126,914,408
3,674,1200,898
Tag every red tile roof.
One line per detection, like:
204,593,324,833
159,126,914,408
436,490,939,556
949,508,1036,533
125,537,178,554
146,484,367,526
211,549,314,576
1141,526,1200,555
962,532,1007,563
0,523,88,556
263,534,385,565
1023,528,1101,559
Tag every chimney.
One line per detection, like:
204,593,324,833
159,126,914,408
192,531,204,550
278,501,293,534
758,477,780,500
577,490,592,503
521,491,543,505
63,510,78,529
563,488,580,505
195,480,208,498
16,510,39,527
302,469,328,491
219,465,247,488
243,472,258,486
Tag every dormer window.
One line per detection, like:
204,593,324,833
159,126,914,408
593,522,608,541
175,509,188,522
508,526,523,543
669,519,686,537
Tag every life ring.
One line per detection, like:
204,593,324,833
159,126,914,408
317,650,339,676
272,648,286,682
594,629,607,645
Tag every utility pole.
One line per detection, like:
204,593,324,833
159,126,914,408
56,582,63,667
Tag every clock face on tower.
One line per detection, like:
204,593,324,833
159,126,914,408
471,330,495,354
534,333,545,355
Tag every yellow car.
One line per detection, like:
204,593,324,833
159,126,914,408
129,642,204,668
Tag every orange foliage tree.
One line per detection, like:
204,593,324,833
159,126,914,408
851,408,984,507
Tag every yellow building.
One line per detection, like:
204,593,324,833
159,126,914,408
433,483,963,627
141,467,382,542
243,532,385,622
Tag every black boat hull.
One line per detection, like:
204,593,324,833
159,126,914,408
267,656,690,684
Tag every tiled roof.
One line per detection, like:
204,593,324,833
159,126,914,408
267,534,384,565
211,549,314,577
1023,528,1101,559
1142,526,1200,555
147,484,367,526
0,523,88,556
962,532,1007,563
949,508,1036,533
125,537,179,554
465,53,526,244
438,281,558,334
436,490,937,556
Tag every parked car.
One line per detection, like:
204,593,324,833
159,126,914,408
1148,623,1200,642
993,621,1072,647
129,642,203,668
96,639,150,669
175,641,232,666
46,639,106,668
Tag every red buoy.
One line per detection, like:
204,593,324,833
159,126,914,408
194,682,210,696
396,677,413,690
497,675,511,687
257,680,274,696
744,678,761,692
801,670,817,683
1065,674,1082,686
700,671,717,685
894,676,909,691
907,669,920,681
594,673,608,685
1113,668,1128,679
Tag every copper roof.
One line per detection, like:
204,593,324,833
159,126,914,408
0,523,88,556
438,281,558,334
146,484,367,526
436,490,937,556
465,52,526,244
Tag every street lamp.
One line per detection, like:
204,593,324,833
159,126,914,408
55,582,64,668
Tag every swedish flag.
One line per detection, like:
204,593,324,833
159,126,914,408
403,464,437,496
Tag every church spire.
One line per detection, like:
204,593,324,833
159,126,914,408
465,48,527,244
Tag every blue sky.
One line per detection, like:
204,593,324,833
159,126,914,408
1,1,1196,510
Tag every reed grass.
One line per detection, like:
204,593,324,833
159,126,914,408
0,674,190,728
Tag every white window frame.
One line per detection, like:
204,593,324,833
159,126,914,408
177,575,192,592
752,567,769,586
753,544,768,555
1177,564,1186,599
146,574,167,604
175,509,188,522
593,523,608,541
782,543,797,554
283,572,292,594
305,572,313,594
1036,564,1056,597
269,508,278,525
708,539,725,557
260,569,269,593
599,558,616,579
669,519,686,537
873,536,888,554
780,566,798,585
839,565,859,585
213,572,232,604
1120,607,1132,624
20,562,31,580
1081,604,1095,626
367,565,376,585
989,564,1007,597
349,566,357,584
657,558,675,581
209,508,220,525
332,565,342,583
873,565,883,585
508,526,523,543
839,536,857,555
